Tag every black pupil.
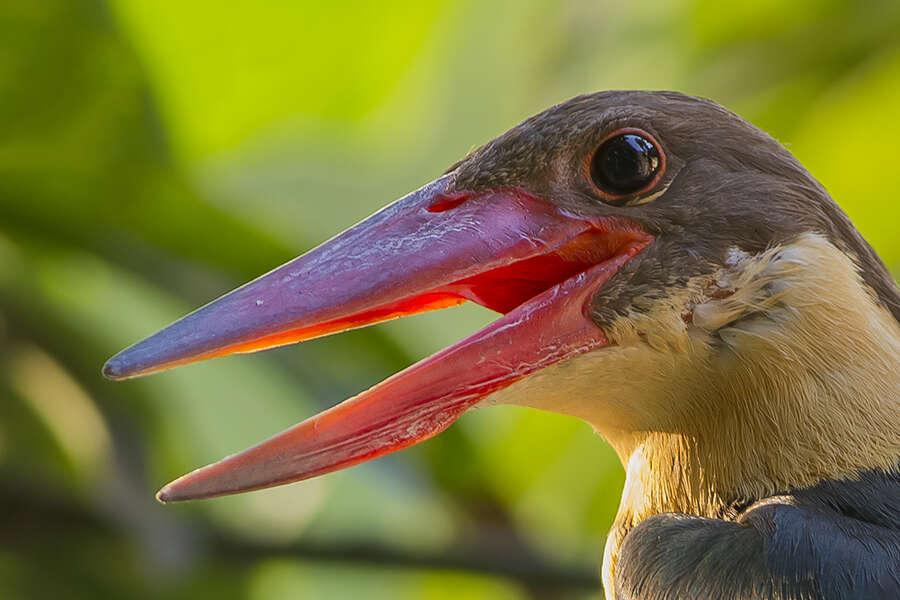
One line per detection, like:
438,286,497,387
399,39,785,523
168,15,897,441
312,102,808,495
590,133,660,195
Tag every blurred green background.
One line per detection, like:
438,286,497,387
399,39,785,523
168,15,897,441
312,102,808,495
1,1,899,598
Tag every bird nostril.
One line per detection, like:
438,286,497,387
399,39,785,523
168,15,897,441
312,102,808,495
427,191,470,213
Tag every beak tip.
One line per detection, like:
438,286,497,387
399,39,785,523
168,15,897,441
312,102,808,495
155,469,221,503
156,481,190,504
155,486,173,504
102,355,133,381
102,357,124,380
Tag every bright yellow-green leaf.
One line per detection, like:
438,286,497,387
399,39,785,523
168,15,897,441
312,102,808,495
791,48,900,270
109,0,454,161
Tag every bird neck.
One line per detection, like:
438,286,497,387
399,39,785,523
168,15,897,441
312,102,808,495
599,234,900,591
485,233,900,594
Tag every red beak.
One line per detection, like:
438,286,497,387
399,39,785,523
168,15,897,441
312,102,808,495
104,174,652,501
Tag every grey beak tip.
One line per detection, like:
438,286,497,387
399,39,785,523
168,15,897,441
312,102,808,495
102,356,127,380
102,349,147,381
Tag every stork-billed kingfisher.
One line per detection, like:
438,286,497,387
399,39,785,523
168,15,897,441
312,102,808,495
105,91,900,599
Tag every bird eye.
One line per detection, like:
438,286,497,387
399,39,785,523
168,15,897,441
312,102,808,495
589,130,662,199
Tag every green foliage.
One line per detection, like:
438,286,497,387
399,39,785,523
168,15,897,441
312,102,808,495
1,1,898,598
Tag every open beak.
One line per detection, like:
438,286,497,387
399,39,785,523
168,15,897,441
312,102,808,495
104,173,652,501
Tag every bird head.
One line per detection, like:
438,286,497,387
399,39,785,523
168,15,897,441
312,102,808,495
104,91,900,507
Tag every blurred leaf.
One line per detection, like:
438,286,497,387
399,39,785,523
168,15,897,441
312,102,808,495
248,560,527,600
108,0,455,161
790,47,900,270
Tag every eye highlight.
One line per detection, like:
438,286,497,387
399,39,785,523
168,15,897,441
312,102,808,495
589,129,663,201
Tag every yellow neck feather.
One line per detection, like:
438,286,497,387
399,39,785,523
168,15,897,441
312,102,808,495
486,233,900,594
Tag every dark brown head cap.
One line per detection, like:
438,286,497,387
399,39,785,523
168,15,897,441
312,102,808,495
450,90,900,324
